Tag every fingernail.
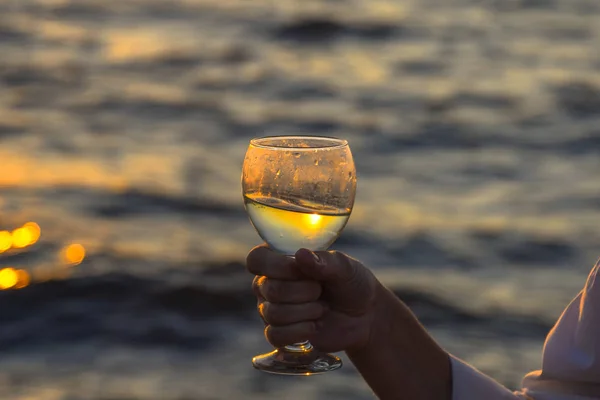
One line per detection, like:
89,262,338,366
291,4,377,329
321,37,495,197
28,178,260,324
312,252,321,264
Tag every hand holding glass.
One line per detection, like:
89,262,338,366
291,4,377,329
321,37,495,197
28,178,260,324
241,136,357,375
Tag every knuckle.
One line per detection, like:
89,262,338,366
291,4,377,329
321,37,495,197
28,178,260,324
328,250,345,264
329,250,357,281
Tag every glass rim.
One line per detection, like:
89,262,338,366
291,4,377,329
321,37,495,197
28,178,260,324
249,135,348,150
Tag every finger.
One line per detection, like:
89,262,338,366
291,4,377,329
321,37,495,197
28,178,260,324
295,248,360,283
264,322,316,348
257,301,267,326
261,302,327,326
259,279,322,303
252,275,266,301
253,276,268,326
246,244,303,280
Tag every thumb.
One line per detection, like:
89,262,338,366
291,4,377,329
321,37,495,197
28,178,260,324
294,248,358,283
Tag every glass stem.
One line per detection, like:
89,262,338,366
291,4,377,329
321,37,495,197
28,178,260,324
284,341,313,352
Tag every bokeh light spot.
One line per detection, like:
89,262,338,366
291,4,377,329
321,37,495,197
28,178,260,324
14,269,30,289
0,231,12,253
0,268,18,290
63,243,86,265
22,222,41,245
11,227,33,248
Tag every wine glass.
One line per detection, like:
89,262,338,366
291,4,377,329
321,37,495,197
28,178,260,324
241,135,357,375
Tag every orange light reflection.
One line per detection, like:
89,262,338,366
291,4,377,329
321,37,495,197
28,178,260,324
0,231,11,253
0,221,84,289
0,268,18,290
14,269,30,289
307,213,322,226
62,243,86,265
11,227,33,248
22,222,41,245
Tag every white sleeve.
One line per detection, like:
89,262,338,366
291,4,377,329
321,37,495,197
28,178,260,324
450,355,526,400
452,259,600,400
519,259,600,400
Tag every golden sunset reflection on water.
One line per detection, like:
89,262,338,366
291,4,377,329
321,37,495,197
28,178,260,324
0,267,19,290
11,222,41,248
62,243,86,266
0,222,42,253
14,269,31,289
23,222,41,243
0,231,12,253
0,268,31,290
0,221,86,290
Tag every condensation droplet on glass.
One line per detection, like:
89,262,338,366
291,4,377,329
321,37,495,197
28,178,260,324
314,159,319,166
276,169,281,177
294,152,301,158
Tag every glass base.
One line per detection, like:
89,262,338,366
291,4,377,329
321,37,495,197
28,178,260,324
252,346,342,375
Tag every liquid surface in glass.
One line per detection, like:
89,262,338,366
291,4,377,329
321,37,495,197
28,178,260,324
244,194,350,255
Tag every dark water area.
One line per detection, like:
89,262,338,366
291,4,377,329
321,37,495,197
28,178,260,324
1,0,600,398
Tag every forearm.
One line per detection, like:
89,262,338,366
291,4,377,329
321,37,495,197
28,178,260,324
346,284,452,400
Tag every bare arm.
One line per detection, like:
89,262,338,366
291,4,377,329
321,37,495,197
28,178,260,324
246,246,524,400
345,284,452,400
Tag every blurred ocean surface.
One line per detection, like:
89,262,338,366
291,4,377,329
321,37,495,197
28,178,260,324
1,0,600,398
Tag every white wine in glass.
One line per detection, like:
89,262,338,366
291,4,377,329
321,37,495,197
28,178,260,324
242,136,357,375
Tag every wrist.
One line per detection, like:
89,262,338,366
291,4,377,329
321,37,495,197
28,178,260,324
346,281,397,356
345,283,452,400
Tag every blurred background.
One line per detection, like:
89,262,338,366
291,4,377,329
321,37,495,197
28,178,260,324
1,0,600,398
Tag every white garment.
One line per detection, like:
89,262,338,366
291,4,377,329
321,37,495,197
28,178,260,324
451,259,600,400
